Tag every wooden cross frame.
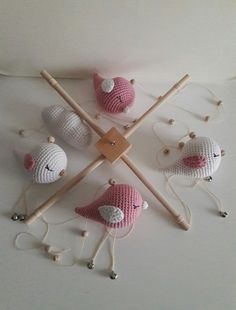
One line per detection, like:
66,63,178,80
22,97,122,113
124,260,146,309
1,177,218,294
26,70,190,230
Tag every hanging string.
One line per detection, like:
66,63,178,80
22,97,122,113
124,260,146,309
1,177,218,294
78,218,88,261
106,223,135,240
135,81,224,123
79,99,135,128
90,230,110,264
134,81,157,100
170,82,224,123
14,219,49,251
152,118,191,157
110,228,117,273
155,152,192,226
18,124,45,138
11,182,34,221
196,180,227,216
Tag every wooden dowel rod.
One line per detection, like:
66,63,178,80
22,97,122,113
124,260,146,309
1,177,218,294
25,155,105,224
121,154,190,230
124,74,190,138
40,70,105,137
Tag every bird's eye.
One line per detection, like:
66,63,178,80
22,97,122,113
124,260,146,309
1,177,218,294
213,153,220,158
133,204,140,209
45,164,53,172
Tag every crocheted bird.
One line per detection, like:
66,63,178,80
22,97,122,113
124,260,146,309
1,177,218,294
75,183,148,279
41,105,92,150
75,183,148,228
164,136,222,179
93,73,135,114
16,138,67,184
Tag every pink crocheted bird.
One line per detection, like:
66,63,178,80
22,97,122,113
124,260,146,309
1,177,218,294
75,184,148,228
75,183,148,279
93,73,135,114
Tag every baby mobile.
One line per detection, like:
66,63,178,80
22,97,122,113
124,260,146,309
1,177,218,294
11,70,227,279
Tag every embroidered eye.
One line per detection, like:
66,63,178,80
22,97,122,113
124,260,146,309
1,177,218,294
133,204,140,209
213,153,220,158
45,164,53,172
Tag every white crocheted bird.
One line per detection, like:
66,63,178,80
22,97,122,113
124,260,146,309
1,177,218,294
12,137,68,222
164,136,222,180
41,105,92,150
15,137,67,184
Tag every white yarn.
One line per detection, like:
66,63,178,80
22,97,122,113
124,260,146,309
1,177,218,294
165,137,221,178
98,205,124,224
30,143,67,183
101,79,115,93
42,105,92,150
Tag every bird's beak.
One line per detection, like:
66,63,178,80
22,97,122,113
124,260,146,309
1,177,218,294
142,201,149,210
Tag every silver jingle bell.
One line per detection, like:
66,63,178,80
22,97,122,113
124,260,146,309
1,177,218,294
204,176,213,182
18,214,26,221
87,261,95,270
109,270,118,280
11,213,19,221
219,211,228,218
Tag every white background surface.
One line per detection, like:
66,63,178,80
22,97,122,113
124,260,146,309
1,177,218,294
0,75,235,310
1,1,236,309
1,0,236,82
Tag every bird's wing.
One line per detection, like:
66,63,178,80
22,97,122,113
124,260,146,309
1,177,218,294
182,155,206,168
98,205,124,224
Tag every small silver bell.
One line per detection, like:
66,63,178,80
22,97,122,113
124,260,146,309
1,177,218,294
18,214,26,221
219,211,228,218
109,270,118,280
87,261,95,269
11,213,19,221
204,176,212,182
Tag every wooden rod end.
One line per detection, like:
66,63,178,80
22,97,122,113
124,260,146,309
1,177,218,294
176,215,190,231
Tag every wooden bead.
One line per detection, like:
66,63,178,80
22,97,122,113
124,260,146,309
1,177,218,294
189,132,196,139
43,244,52,253
108,178,116,185
53,254,60,262
18,129,25,136
94,113,101,120
221,149,226,156
168,119,175,125
47,136,55,143
204,115,210,122
59,169,66,177
130,79,135,84
123,124,130,129
163,148,170,155
81,230,89,237
178,141,185,149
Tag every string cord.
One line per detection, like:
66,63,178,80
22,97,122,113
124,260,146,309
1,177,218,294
80,99,135,128
90,230,110,262
155,151,192,225
110,228,117,272
19,124,46,137
152,119,190,149
196,180,225,213
106,223,135,240
170,82,224,123
12,182,33,215
136,81,224,123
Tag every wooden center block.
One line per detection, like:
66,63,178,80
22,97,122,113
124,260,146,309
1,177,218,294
95,127,132,163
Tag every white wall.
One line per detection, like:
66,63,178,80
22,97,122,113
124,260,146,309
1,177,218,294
1,0,236,81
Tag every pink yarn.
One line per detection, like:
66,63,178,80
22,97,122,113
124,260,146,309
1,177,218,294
182,155,206,168
24,154,35,171
93,73,135,114
75,184,144,228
